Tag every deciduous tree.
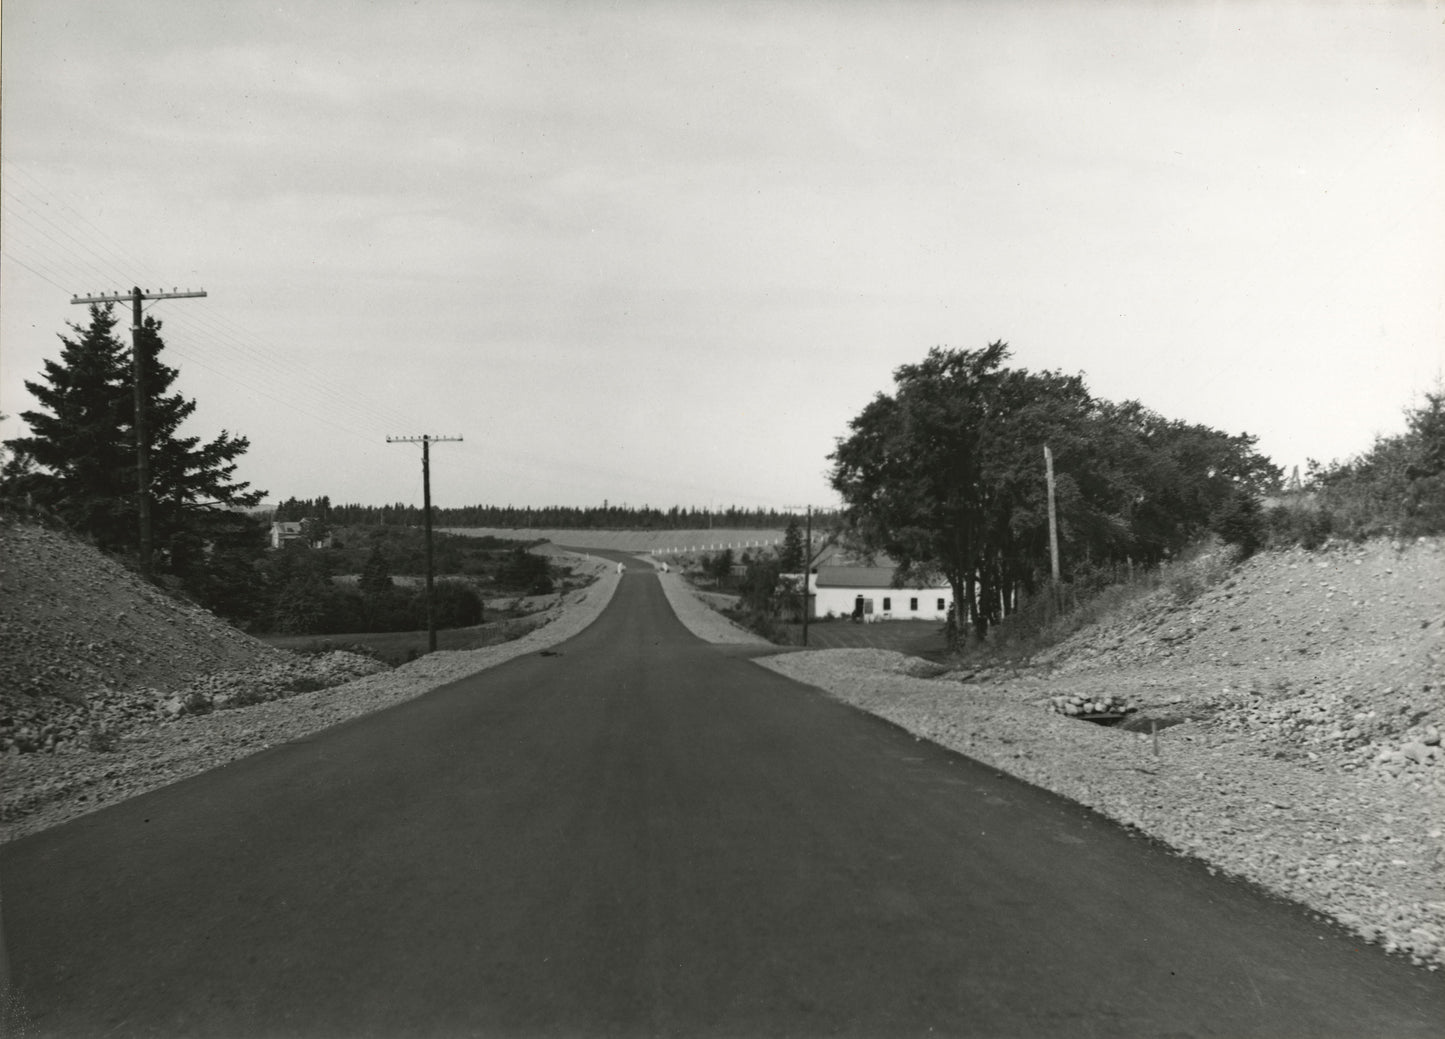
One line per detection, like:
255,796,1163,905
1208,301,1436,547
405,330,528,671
830,342,1279,638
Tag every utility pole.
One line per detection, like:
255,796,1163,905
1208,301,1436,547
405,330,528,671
1044,445,1062,602
802,505,813,646
387,434,463,652
71,287,207,580
784,504,837,647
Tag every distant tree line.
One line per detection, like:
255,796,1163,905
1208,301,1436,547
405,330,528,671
267,498,829,531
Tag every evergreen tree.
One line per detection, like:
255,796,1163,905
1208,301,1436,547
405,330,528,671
778,517,806,572
359,545,394,594
3,305,134,547
3,304,265,561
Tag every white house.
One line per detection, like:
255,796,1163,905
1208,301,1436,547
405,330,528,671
269,521,334,550
270,521,306,549
808,565,953,622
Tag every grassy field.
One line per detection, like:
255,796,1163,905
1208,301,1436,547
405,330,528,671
778,619,949,658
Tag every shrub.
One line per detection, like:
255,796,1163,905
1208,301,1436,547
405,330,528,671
1210,489,1265,557
1265,500,1333,550
429,579,485,628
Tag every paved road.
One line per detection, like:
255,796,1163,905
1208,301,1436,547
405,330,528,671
3,562,1442,1037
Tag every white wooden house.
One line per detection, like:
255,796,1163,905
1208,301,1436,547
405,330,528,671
270,521,306,549
807,565,953,622
269,521,334,550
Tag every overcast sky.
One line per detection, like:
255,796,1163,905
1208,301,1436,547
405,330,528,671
2,1,1441,512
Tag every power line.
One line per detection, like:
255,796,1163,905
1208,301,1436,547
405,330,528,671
2,163,425,436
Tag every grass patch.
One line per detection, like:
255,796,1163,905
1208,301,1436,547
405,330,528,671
776,618,950,658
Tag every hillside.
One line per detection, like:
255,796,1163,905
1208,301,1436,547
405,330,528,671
1039,539,1443,688
1,520,287,704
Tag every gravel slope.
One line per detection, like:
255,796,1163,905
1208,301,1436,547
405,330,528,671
1,522,618,842
666,539,1445,970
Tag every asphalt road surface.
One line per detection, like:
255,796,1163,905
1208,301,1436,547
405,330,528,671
3,559,1442,1037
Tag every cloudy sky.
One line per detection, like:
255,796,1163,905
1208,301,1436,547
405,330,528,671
2,0,1441,512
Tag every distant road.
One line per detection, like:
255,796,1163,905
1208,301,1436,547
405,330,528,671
441,526,784,554
3,561,1440,1036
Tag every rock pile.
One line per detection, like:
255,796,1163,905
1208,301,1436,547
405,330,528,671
1046,692,1134,719
2,650,388,755
1373,725,1444,784
1,520,287,703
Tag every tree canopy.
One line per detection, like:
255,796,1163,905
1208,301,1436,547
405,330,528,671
829,343,1279,637
1300,388,1445,540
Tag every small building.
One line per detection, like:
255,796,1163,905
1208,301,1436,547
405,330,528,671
270,521,306,549
269,521,334,550
808,565,953,622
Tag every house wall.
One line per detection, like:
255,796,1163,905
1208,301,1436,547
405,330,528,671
809,578,952,621
270,523,304,550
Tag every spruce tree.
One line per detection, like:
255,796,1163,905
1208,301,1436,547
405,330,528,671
4,305,135,547
778,517,806,572
3,304,266,562
359,545,395,594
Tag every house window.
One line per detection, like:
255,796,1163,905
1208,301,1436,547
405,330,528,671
882,597,892,611
910,597,918,611
937,598,946,611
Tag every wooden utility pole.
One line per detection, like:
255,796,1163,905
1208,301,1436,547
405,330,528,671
802,505,813,646
387,434,463,652
1044,445,1061,601
71,287,207,579
785,504,838,647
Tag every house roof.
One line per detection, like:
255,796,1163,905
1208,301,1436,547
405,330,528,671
814,565,947,590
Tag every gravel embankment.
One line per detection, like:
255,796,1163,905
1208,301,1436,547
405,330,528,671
0,555,619,842
658,544,1445,971
756,650,1443,970
653,565,772,645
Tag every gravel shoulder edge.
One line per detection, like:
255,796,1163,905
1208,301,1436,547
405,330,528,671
648,563,773,646
651,565,1444,971
749,650,1444,971
0,556,620,843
